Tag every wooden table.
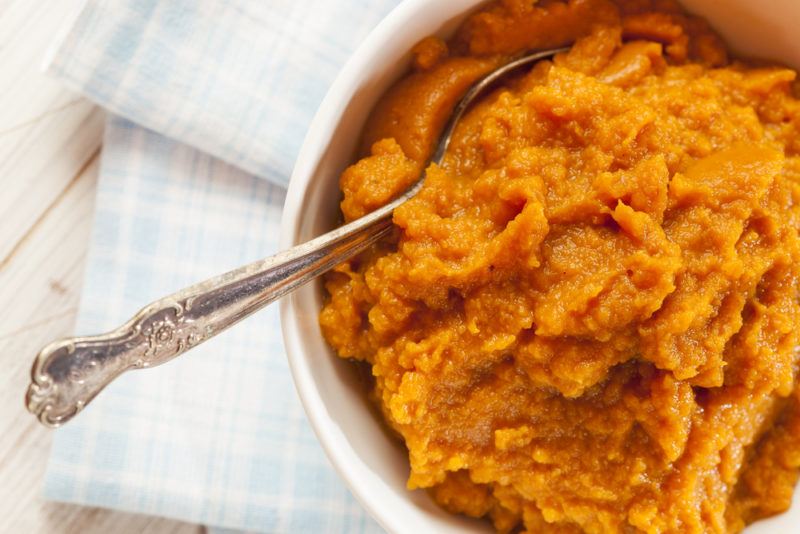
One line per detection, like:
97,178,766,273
0,1,202,532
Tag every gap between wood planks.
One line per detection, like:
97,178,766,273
0,99,84,139
0,146,100,273
0,307,77,342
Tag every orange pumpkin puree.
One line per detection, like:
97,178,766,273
319,1,800,532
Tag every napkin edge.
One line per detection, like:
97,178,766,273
41,0,90,74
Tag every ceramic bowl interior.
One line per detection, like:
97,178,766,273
279,1,800,532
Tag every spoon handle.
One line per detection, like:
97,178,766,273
26,208,395,427
25,47,568,428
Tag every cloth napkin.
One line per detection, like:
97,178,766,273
42,0,402,531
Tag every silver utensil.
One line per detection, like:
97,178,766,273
25,47,567,427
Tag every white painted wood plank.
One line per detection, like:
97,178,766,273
0,105,104,264
0,155,98,336
0,0,103,261
0,0,85,126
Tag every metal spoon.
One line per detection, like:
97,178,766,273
25,47,567,427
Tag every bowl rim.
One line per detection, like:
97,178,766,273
278,1,478,530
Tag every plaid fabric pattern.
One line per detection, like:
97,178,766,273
48,0,398,188
45,117,383,533
43,0,403,531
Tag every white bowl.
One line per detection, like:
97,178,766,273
279,1,800,532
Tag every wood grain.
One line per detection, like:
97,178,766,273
0,0,203,532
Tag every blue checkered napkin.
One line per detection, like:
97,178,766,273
45,116,384,533
42,0,408,531
48,0,399,188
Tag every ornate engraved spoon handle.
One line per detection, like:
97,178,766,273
26,209,395,427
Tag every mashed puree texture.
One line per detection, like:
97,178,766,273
319,1,800,532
